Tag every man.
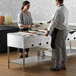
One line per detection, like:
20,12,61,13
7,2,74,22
46,0,69,71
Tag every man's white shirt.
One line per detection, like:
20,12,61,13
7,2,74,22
48,5,69,32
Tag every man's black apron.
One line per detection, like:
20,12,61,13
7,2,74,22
51,28,59,49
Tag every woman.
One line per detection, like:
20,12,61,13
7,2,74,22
18,1,37,58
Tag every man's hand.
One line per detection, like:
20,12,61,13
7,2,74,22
45,30,50,37
45,33,49,36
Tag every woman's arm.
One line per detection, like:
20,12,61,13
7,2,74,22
20,24,32,28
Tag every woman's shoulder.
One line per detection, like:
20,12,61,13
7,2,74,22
18,11,23,16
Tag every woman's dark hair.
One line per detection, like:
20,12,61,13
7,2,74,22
58,0,64,3
21,1,30,10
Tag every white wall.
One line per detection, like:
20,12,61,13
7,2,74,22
0,0,76,23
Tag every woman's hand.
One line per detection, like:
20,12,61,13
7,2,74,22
33,24,38,27
31,24,38,28
28,25,32,28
